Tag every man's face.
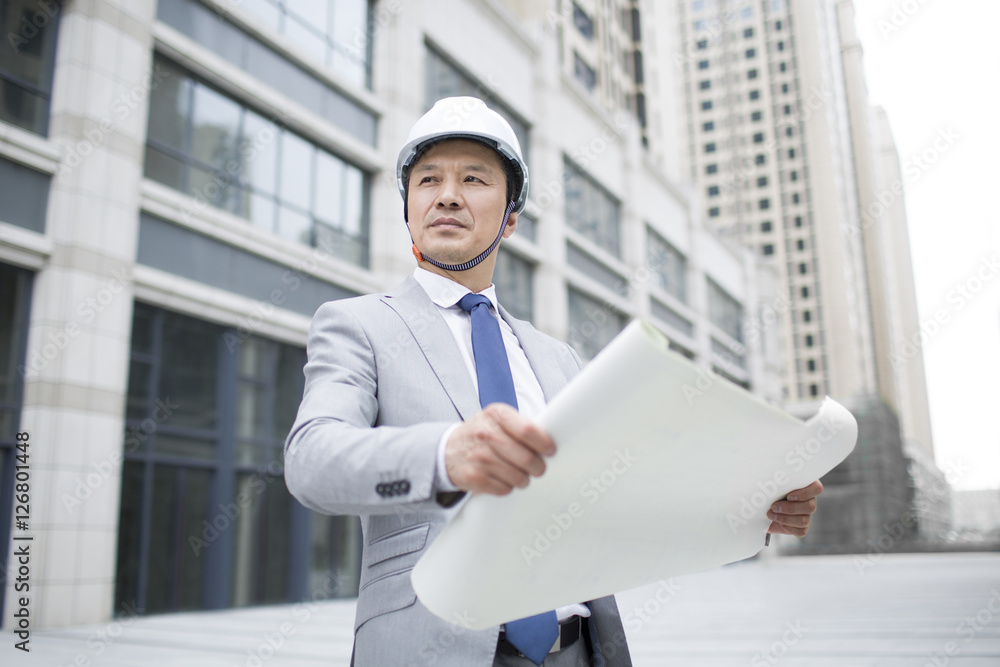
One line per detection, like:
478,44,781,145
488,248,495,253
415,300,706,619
407,139,517,265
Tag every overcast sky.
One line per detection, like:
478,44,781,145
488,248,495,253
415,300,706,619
851,0,1000,490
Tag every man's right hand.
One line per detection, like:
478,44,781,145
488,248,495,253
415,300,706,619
445,403,556,495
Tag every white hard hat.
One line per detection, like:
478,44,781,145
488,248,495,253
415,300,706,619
396,97,529,215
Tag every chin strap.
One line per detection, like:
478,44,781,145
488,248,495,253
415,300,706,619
409,200,516,272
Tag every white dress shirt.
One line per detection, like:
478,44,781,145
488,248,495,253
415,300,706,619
411,268,590,623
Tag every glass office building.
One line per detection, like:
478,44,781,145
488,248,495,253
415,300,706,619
1,0,774,629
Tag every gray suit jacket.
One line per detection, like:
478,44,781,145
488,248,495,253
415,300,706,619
285,275,633,666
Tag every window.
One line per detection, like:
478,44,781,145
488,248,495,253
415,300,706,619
744,28,754,38
748,69,758,80
694,19,707,31
115,304,363,615
789,148,796,158
574,52,597,91
564,158,621,257
782,83,790,93
692,0,706,11
759,198,770,210
703,121,715,131
753,132,765,143
708,207,720,218
802,310,812,322
786,126,794,137
741,7,753,19
647,227,688,302
228,0,372,86
805,334,814,347
779,62,787,72
757,176,768,187
792,193,801,204
762,244,774,255
704,142,717,153
495,250,534,322
0,264,33,618
699,79,711,90
144,56,369,267
797,239,806,250
514,210,537,243
707,279,744,342
794,215,803,227
707,185,720,197
0,157,50,233
701,100,713,111
697,39,708,49
761,221,773,232
807,359,816,372
801,286,809,298
0,0,61,135
809,383,819,397
706,163,718,174
799,262,808,274
698,60,710,70
567,288,627,361
745,48,756,59
749,90,760,100
777,41,785,51
790,170,798,181
754,154,766,165
158,0,377,128
572,2,595,39
775,20,783,30
751,110,762,121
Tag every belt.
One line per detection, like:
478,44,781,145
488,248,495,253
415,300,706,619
496,616,582,657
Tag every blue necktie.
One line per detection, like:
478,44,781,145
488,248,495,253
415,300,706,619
458,293,559,665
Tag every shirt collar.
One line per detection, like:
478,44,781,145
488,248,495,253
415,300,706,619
413,267,499,312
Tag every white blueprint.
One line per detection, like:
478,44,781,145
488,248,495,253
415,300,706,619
411,320,858,629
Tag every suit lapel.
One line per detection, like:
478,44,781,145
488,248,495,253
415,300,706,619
381,276,481,421
498,304,569,403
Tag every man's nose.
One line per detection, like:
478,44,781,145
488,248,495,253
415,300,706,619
435,177,463,207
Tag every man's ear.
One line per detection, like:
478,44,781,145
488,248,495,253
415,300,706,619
502,210,518,238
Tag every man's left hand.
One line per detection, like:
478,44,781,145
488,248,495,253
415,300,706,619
766,480,823,538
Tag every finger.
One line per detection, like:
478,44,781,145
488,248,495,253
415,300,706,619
462,466,518,496
786,480,823,502
492,439,548,478
454,435,533,490
768,520,807,538
770,498,817,516
473,406,548,477
767,510,811,529
485,403,557,456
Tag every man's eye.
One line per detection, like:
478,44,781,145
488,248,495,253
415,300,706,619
465,176,482,182
419,176,435,184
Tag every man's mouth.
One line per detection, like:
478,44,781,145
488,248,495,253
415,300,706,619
430,218,467,229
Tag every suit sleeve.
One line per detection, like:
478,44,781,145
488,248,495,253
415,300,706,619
284,300,453,515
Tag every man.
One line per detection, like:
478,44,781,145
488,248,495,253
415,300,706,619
284,97,822,666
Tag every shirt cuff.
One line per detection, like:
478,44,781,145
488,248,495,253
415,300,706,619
436,422,462,492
